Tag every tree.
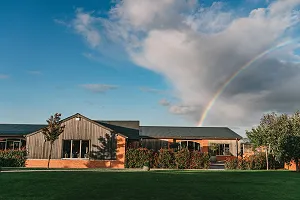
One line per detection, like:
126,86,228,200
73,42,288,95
42,113,65,169
246,112,291,166
280,135,300,172
246,111,300,171
280,111,300,172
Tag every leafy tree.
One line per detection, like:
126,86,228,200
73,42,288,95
42,113,65,169
246,112,290,163
280,135,300,172
247,111,300,171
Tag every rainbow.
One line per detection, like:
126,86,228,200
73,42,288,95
198,39,300,127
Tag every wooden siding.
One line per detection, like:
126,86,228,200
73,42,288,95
26,117,114,159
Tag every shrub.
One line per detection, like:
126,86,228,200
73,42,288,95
0,149,27,167
224,157,238,170
150,152,160,168
157,149,176,169
190,151,210,169
175,148,190,169
225,153,281,170
125,148,152,168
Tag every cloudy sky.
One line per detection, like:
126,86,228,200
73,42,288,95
1,0,300,136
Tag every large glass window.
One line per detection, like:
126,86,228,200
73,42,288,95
211,144,231,155
179,141,201,151
62,140,90,159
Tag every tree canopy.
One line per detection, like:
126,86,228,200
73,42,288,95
246,111,300,170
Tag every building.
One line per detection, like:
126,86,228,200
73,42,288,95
0,113,243,168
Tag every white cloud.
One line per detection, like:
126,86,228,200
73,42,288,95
72,9,101,48
0,74,9,79
159,98,171,106
71,0,300,128
80,84,118,93
54,19,70,27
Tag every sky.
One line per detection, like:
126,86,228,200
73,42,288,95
1,0,300,137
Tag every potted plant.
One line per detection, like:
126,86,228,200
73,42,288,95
210,143,219,163
143,161,150,171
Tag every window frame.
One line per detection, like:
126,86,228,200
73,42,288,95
215,143,231,156
61,139,91,160
179,141,201,151
0,139,23,151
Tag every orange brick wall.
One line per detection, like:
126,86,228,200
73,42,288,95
284,161,300,171
26,135,126,169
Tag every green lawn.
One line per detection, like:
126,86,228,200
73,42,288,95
0,170,299,200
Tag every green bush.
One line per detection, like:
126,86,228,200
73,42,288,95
150,152,160,168
224,158,239,170
158,149,176,169
126,148,211,169
190,151,210,169
175,148,190,169
225,153,282,170
0,150,27,167
125,148,152,168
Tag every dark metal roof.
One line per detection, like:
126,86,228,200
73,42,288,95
0,124,47,136
139,126,243,140
94,121,140,140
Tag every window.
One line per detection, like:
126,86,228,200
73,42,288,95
179,141,201,151
62,140,90,159
0,139,24,150
211,144,231,155
0,141,5,150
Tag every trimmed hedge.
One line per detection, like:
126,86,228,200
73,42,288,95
190,151,210,169
225,153,282,170
0,150,27,167
125,148,152,168
158,149,176,169
125,148,210,169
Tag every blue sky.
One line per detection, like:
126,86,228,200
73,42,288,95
0,0,185,125
1,0,300,137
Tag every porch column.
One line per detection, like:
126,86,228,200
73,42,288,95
236,138,239,158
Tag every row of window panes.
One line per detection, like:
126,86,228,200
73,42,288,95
62,140,90,159
210,144,231,155
179,141,201,151
0,139,24,150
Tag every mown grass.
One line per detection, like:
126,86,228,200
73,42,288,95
0,170,299,200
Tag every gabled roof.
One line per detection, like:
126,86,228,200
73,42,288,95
95,121,140,140
0,124,46,136
139,126,242,140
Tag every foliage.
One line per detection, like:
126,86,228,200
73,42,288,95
157,149,176,169
175,148,190,169
224,157,239,170
209,143,219,156
42,113,65,169
280,135,300,172
0,149,27,167
125,148,152,168
246,111,300,170
151,152,160,168
190,151,210,169
225,153,281,170
126,148,210,169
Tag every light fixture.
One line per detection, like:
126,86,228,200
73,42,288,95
75,117,81,121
